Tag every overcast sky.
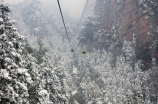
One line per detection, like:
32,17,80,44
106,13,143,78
5,0,87,21
60,0,86,20
4,0,24,4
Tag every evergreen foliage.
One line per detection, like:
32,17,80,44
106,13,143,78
0,1,70,104
0,1,31,103
7,0,158,104
33,44,48,64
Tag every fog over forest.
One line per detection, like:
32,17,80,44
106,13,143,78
1,0,158,104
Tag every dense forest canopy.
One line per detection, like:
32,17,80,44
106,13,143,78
0,0,158,104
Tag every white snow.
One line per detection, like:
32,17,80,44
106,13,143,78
39,90,48,96
0,17,3,22
73,66,78,74
17,68,26,74
0,69,12,80
152,58,156,65
11,51,17,56
26,77,33,83
72,90,77,95
16,82,28,91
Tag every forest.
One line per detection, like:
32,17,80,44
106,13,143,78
0,0,158,104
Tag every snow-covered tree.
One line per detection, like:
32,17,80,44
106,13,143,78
70,40,149,104
0,1,71,104
0,1,33,103
80,15,95,47
35,53,69,104
22,0,48,37
142,59,158,104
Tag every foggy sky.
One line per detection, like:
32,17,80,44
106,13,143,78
60,0,86,20
4,0,24,4
5,0,87,20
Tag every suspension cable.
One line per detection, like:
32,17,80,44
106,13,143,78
122,4,158,29
77,0,89,28
56,0,71,45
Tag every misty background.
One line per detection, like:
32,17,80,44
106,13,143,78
1,0,158,104
6,0,89,25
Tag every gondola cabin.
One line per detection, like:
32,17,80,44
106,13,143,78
82,49,86,55
71,48,74,52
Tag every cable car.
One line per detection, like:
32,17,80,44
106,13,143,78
82,49,86,55
71,48,74,52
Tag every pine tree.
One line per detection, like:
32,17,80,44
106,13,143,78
24,49,42,104
80,16,95,46
37,53,69,104
22,0,47,37
0,1,33,103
